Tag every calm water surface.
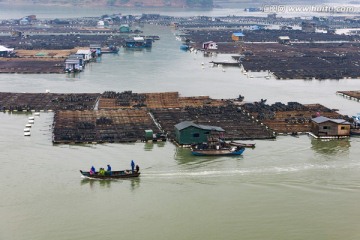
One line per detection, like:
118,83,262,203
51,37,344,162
0,12,360,240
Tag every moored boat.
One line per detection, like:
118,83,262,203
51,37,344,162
124,37,152,49
80,170,140,179
350,128,360,136
191,146,245,156
101,46,120,54
229,141,256,148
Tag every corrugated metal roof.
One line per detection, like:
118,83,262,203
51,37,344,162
233,32,245,37
279,36,290,40
76,49,91,55
175,121,225,132
312,116,350,124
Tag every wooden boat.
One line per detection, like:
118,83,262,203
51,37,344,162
191,146,245,156
80,170,140,179
350,128,360,136
101,46,119,54
229,141,256,148
124,37,152,49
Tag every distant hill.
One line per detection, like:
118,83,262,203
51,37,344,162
0,0,214,7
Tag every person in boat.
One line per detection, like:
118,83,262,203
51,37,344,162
135,165,140,173
131,160,135,173
99,168,105,176
90,166,95,175
106,164,112,175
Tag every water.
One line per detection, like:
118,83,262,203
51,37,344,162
1,9,360,240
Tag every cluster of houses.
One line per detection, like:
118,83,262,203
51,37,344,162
199,32,245,52
65,45,100,73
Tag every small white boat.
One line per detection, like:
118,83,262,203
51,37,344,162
24,128,31,132
28,120,34,124
25,124,32,128
34,112,40,116
28,117,35,120
24,132,31,136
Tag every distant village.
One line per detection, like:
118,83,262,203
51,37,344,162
2,12,360,78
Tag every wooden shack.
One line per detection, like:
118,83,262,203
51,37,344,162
174,121,225,145
232,32,245,42
90,44,102,56
65,59,82,72
202,41,218,50
311,116,351,138
278,36,290,44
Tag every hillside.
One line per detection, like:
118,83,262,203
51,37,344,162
0,0,214,7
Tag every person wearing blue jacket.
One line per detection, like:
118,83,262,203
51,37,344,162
90,166,96,175
107,164,112,175
131,160,135,172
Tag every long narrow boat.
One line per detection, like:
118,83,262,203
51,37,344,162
191,146,245,156
80,170,140,179
229,141,256,148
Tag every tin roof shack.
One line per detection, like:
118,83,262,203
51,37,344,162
90,44,102,57
174,121,225,145
76,49,92,62
311,116,351,138
232,32,245,42
202,41,218,50
65,58,82,73
68,54,85,67
278,36,290,44
0,45,14,57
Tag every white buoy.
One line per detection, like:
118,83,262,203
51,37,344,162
24,132,31,136
24,128,31,132
222,68,226,72
45,89,50,93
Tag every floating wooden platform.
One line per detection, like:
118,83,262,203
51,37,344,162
0,92,100,111
151,105,275,140
0,91,349,143
98,91,226,110
336,91,360,102
53,109,159,143
242,102,344,134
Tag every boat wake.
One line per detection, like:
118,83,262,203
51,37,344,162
141,162,360,178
